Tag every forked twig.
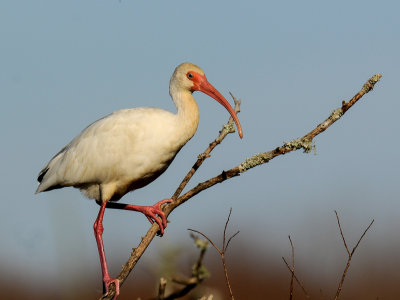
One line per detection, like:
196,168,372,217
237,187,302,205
188,208,239,300
334,211,374,300
282,236,310,299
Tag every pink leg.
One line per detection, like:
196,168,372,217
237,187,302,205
106,198,172,235
94,202,120,299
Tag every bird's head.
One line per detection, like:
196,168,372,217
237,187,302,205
170,62,243,138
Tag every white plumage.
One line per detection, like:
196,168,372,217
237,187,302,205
36,107,195,201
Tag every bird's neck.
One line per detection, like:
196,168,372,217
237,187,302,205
171,89,200,144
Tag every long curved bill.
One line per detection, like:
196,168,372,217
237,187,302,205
198,75,243,138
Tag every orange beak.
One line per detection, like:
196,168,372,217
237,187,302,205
195,74,243,138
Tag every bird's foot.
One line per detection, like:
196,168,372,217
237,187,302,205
140,198,172,235
104,276,120,300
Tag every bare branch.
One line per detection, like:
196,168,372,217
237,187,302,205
225,231,240,252
188,229,222,255
351,219,374,256
335,210,351,256
282,257,310,299
188,209,238,300
282,236,310,299
223,208,233,252
100,74,381,299
289,236,294,300
334,212,375,300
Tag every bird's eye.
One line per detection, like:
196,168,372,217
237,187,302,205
187,73,194,79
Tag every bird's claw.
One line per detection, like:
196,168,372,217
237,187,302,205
104,277,120,300
143,198,172,235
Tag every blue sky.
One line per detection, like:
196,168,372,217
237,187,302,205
1,0,399,296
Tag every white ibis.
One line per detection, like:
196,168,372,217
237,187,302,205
35,62,243,298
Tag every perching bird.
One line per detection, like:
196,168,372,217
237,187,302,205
35,62,243,298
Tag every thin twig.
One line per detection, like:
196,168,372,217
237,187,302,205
351,220,374,256
225,231,240,252
289,236,294,300
282,236,310,299
188,208,239,300
223,209,231,253
334,211,375,300
335,211,350,256
188,229,222,255
101,74,381,299
282,257,310,298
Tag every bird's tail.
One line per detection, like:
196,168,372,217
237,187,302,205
35,147,67,194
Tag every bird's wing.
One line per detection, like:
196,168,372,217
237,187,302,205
35,108,177,194
36,109,134,193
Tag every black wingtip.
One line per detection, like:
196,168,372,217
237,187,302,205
37,167,49,183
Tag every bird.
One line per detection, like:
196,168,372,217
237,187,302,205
35,62,243,298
